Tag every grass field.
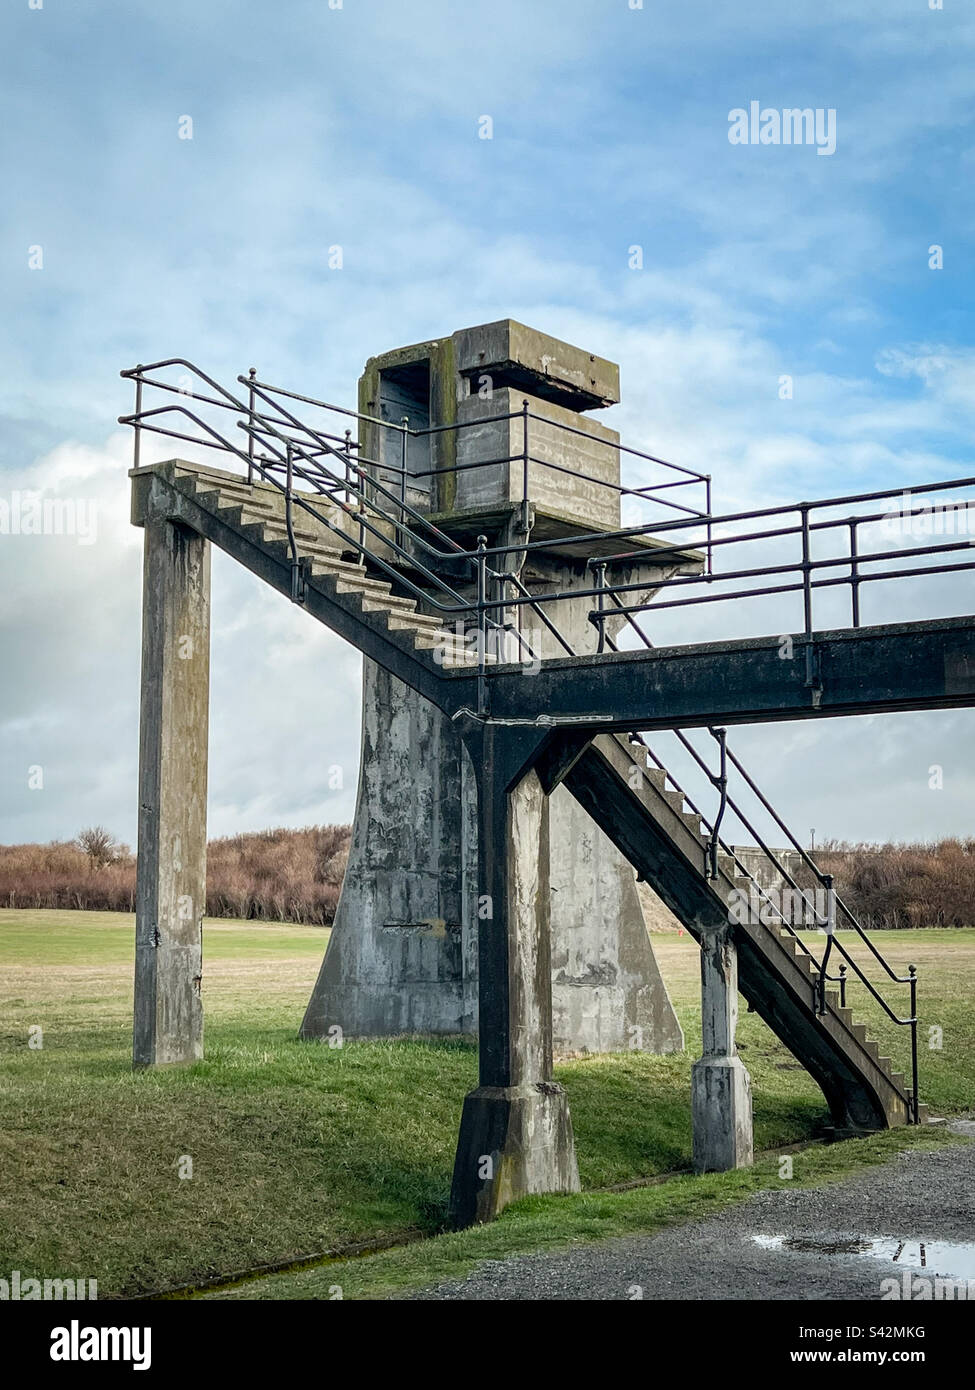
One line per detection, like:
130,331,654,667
1,909,972,1299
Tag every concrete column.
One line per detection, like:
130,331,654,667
449,731,580,1225
691,923,753,1172
133,517,210,1067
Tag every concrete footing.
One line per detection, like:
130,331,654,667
133,515,210,1068
449,1083,580,1226
691,924,754,1172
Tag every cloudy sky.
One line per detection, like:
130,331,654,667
2,0,974,850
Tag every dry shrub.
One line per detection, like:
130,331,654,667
817,837,975,929
0,825,351,925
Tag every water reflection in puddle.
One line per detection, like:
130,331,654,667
752,1235,975,1279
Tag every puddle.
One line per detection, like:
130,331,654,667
752,1234,975,1279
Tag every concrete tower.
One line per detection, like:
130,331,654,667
301,320,694,1054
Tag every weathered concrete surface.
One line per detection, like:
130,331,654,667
452,318,620,410
550,791,683,1054
454,386,621,530
133,514,210,1067
449,762,580,1225
300,658,477,1040
691,924,754,1173
482,616,975,730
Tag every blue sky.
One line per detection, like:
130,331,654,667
2,0,974,847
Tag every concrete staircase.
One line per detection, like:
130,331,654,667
163,461,487,669
563,733,926,1133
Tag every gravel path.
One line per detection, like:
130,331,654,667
412,1122,975,1301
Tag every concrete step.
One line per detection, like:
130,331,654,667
645,766,667,791
411,632,500,664
682,810,703,836
241,526,351,561
358,594,420,615
663,789,685,814
385,611,451,634
623,739,649,766
304,556,372,581
197,488,277,515
250,519,349,549
258,503,348,531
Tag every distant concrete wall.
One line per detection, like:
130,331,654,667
730,845,807,892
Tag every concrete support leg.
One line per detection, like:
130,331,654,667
449,730,580,1225
691,923,753,1173
133,518,210,1068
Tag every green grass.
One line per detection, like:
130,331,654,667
1,909,972,1298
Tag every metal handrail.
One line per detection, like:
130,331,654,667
122,359,975,655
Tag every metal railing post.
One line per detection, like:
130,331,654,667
133,369,143,471
800,503,813,635
399,415,409,550
849,517,861,627
706,727,728,880
705,475,713,577
909,964,919,1122
593,562,608,653
521,398,530,532
344,429,353,507
476,535,488,717
285,441,304,603
247,367,257,484
817,873,835,1014
799,502,821,700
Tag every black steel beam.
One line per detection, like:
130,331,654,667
455,617,975,731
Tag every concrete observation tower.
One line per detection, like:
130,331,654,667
300,320,700,1053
